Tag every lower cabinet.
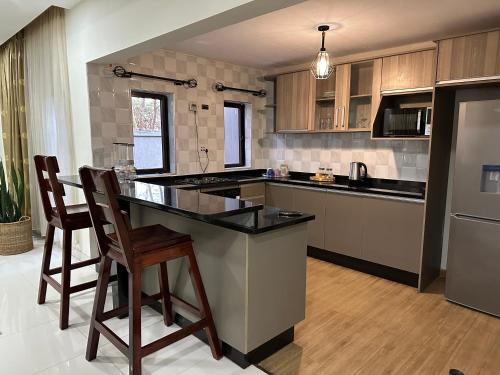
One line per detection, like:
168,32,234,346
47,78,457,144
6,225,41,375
293,187,326,249
240,183,266,205
361,196,424,273
324,191,363,258
265,183,424,274
265,183,294,210
266,184,326,249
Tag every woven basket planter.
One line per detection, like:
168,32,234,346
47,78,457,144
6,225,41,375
0,216,34,255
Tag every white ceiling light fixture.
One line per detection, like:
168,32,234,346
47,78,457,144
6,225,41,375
311,25,334,80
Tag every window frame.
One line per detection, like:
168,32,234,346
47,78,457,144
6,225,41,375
223,101,246,168
131,90,170,174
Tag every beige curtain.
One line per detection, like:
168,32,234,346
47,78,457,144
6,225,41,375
25,7,75,233
0,32,30,216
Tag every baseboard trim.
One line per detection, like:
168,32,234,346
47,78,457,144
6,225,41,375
174,313,294,369
147,300,293,368
307,246,419,287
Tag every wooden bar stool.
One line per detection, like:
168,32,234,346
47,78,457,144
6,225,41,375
79,166,222,375
34,155,102,330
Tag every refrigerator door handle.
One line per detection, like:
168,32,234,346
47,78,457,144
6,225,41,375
454,213,500,225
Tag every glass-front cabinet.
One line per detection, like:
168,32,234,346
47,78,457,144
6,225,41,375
348,61,374,131
315,73,336,131
275,59,382,133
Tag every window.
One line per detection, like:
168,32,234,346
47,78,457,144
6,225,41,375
224,102,246,168
131,91,169,173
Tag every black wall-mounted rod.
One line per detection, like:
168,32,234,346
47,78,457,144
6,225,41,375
213,82,266,97
113,66,197,88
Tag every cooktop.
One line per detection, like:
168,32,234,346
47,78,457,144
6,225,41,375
174,176,235,186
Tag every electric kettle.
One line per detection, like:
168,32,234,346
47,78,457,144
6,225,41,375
349,162,367,181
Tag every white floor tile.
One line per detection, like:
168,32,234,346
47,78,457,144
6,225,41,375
0,275,60,337
178,356,246,375
0,239,264,375
0,320,87,374
34,354,122,375
99,320,211,375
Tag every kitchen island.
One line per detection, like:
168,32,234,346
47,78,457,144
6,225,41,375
59,176,314,368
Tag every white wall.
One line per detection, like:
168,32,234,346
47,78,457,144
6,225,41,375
63,0,303,252
86,51,268,173
65,0,299,171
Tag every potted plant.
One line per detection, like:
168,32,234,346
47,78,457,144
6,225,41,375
0,160,33,255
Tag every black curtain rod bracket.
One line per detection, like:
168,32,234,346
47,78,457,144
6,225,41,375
213,82,266,97
112,66,197,88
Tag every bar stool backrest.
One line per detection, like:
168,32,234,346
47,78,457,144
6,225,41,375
34,155,68,224
79,166,133,271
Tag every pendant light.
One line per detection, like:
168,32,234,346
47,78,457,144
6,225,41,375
311,25,334,80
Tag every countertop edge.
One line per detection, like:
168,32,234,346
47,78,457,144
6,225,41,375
259,178,426,201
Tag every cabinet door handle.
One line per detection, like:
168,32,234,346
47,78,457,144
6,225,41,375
334,107,339,128
341,106,345,128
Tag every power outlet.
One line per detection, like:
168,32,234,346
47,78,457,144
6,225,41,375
189,103,197,112
200,147,208,153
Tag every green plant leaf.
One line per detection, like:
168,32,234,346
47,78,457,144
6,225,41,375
0,160,10,222
10,163,20,220
0,160,24,223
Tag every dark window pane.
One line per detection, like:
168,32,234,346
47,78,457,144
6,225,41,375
224,102,245,167
224,106,242,166
131,95,165,170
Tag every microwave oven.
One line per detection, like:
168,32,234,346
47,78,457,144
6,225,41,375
382,107,432,137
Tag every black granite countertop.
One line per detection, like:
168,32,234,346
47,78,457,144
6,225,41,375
139,169,426,200
58,175,314,234
213,206,314,234
259,173,426,200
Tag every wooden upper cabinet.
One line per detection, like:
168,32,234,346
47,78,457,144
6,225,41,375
346,59,382,131
316,73,336,99
437,30,500,82
276,70,315,132
333,64,350,131
381,50,436,91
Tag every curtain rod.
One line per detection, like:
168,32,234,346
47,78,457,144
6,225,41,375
112,66,197,88
213,82,266,97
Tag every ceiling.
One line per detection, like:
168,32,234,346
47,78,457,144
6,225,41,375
0,0,81,45
168,0,500,69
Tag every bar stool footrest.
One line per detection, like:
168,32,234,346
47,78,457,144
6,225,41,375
94,320,128,356
47,256,101,275
41,270,114,296
141,318,209,357
171,295,202,318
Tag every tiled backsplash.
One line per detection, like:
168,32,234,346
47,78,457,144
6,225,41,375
87,49,269,173
87,49,429,181
264,132,429,181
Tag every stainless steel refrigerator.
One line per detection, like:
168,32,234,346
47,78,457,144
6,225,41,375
445,88,500,317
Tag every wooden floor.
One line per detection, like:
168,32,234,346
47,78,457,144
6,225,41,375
259,258,500,375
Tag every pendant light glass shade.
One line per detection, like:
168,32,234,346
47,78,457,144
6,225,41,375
311,25,334,80
311,50,333,79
